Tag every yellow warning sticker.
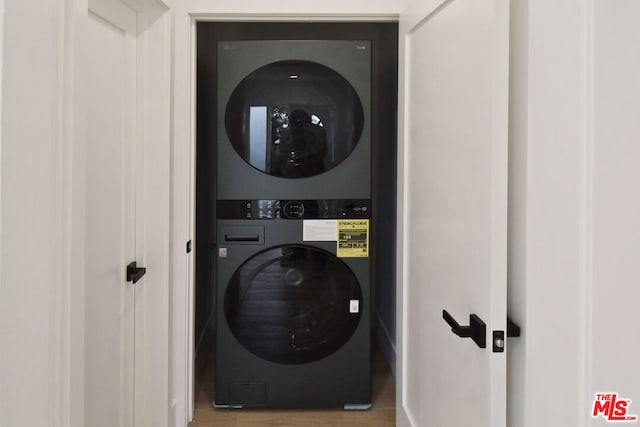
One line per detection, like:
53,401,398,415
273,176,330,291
337,220,369,258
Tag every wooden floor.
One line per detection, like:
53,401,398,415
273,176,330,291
189,336,395,427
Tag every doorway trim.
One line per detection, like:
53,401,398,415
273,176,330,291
170,10,399,426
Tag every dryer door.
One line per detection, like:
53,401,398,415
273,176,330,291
224,245,362,364
225,60,364,178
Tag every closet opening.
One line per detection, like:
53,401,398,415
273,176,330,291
193,21,398,423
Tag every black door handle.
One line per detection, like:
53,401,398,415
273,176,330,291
442,309,486,348
507,317,521,337
126,262,146,284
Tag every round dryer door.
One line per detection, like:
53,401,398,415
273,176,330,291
224,245,362,364
225,60,364,178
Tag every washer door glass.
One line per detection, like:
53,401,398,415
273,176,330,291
224,245,362,364
225,61,364,178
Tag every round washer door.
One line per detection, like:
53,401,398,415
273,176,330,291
225,60,364,179
224,245,362,364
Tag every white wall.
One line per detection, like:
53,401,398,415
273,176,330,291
509,1,640,426
0,1,67,426
509,0,589,425
589,1,640,423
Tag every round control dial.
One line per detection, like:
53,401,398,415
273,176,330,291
282,201,305,219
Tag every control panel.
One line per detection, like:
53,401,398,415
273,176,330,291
217,199,371,220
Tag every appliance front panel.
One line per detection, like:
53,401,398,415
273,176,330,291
216,40,371,200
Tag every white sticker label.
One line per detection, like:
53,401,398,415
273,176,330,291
218,248,228,258
303,220,338,241
349,300,360,314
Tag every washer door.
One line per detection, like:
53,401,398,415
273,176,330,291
225,60,364,178
224,245,362,364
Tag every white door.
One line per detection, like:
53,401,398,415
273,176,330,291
397,0,510,426
85,1,139,426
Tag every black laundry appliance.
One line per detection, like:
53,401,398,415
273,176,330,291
215,40,372,409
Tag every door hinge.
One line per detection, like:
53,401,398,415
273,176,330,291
186,240,192,253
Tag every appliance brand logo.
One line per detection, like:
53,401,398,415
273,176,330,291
592,393,638,422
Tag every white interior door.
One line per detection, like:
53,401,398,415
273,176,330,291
397,0,510,426
85,1,138,426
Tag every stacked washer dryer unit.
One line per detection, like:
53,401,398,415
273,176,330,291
215,40,372,409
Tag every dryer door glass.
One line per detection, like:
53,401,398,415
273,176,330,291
224,245,362,364
225,61,364,178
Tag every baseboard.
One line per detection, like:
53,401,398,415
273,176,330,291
397,406,414,427
375,313,396,379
